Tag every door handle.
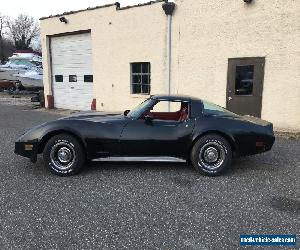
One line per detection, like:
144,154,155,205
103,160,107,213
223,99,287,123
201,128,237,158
228,97,232,101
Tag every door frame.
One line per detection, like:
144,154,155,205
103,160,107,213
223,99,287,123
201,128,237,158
226,57,265,117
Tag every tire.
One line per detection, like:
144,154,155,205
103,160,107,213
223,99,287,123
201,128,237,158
191,134,232,176
43,134,85,176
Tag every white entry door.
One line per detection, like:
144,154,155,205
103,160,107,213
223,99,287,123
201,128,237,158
51,32,93,110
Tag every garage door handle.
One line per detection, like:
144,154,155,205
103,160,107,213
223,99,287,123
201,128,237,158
71,87,74,89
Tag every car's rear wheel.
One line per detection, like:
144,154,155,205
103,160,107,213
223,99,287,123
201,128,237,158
43,134,85,176
191,134,232,176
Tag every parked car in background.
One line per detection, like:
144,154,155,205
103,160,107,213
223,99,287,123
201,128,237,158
0,79,22,92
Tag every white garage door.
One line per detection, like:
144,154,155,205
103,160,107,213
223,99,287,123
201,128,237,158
51,33,93,110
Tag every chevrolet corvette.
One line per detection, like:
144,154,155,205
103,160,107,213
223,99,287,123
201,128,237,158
15,95,275,176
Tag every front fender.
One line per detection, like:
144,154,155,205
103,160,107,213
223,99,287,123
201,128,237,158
15,120,88,160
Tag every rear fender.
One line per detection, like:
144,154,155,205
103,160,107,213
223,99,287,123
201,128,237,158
190,130,238,156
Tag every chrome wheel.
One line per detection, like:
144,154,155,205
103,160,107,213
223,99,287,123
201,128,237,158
50,142,76,171
199,141,226,170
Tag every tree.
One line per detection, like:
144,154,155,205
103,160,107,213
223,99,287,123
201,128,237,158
7,14,39,50
0,14,7,63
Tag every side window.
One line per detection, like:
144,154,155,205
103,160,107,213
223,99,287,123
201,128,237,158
235,65,254,95
131,62,151,94
147,101,189,121
151,101,181,112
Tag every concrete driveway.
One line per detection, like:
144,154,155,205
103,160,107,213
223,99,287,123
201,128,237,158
0,103,299,250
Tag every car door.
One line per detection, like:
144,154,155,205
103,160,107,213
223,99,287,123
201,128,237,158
120,103,195,158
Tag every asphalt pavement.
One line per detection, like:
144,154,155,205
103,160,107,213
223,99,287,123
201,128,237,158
0,103,299,250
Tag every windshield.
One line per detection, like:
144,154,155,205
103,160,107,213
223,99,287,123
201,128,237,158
127,99,154,119
202,100,237,116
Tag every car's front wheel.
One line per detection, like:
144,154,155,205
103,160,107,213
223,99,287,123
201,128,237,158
191,134,232,176
43,134,85,176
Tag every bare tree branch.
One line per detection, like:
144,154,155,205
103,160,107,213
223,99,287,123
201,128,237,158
7,14,40,50
0,13,9,63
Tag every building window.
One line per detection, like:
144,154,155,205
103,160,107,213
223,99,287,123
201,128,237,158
131,62,151,94
235,65,254,95
84,75,93,83
55,75,63,82
69,75,77,82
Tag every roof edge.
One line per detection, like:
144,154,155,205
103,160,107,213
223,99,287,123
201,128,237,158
40,0,166,21
117,0,165,11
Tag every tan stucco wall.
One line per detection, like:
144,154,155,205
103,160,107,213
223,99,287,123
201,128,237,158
41,0,300,130
172,0,300,130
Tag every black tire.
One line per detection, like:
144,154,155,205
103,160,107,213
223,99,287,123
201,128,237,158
191,134,232,176
43,134,85,176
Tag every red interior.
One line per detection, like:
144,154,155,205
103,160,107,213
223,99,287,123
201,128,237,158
150,111,182,121
145,103,189,121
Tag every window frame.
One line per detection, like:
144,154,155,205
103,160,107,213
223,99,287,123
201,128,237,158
130,62,151,95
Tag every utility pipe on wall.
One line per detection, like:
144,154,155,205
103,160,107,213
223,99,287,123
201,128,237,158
162,1,176,111
166,14,172,105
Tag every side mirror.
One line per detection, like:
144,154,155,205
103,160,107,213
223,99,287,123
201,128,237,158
124,110,130,116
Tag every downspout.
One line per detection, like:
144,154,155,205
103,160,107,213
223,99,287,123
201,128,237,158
162,1,176,111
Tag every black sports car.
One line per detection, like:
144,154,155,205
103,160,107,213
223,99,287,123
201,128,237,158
15,95,275,176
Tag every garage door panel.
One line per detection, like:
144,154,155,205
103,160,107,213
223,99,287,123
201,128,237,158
52,71,92,76
52,62,92,73
51,32,93,111
51,35,92,45
53,93,93,110
52,46,92,58
51,41,91,47
51,46,91,55
53,86,93,92
51,54,92,62
52,58,91,65
53,83,93,89
52,37,91,45
51,50,92,59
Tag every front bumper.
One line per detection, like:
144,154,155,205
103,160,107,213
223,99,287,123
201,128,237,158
14,142,39,163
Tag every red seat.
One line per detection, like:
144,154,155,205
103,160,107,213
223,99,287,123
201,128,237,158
178,107,188,121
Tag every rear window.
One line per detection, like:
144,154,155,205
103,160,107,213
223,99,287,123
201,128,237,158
203,101,236,116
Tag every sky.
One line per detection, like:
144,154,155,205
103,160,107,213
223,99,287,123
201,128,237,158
1,0,151,19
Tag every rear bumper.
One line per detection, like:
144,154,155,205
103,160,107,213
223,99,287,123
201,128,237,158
264,134,275,152
236,132,275,156
14,142,38,163
255,135,275,154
